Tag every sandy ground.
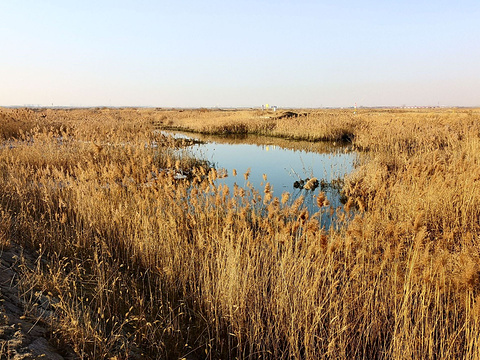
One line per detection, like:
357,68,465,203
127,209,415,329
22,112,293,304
0,243,75,359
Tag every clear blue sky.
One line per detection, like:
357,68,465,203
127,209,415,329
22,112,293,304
1,0,479,108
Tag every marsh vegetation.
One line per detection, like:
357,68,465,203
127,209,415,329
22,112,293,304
1,107,480,359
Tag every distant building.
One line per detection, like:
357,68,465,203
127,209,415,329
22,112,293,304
262,104,278,111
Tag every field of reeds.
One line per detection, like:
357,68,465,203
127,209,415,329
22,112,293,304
1,106,480,359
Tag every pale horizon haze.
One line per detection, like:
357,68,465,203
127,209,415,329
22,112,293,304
1,0,479,108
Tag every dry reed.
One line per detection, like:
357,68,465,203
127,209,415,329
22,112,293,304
1,107,480,359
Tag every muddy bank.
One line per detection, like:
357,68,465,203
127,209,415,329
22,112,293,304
0,243,75,359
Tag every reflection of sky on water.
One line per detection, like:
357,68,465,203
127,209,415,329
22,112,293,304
185,138,357,222
189,142,355,192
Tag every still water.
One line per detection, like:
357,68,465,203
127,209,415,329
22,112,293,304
166,132,357,226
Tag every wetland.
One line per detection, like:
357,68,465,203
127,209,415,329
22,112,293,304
1,107,480,359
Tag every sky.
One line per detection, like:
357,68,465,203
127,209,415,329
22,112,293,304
1,0,479,108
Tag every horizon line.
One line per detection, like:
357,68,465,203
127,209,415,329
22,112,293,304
2,105,479,110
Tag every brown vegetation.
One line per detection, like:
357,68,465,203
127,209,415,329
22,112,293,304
1,107,480,359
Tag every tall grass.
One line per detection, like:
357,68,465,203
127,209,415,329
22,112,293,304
1,107,480,359
155,108,357,141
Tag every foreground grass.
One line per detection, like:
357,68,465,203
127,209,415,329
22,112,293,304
1,107,480,359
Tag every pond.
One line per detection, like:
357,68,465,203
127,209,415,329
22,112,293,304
164,131,358,228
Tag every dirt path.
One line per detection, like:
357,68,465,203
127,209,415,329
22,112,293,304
0,243,75,359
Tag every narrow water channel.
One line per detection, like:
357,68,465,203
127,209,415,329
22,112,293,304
165,131,358,228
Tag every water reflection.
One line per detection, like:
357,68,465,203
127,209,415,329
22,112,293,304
165,131,357,227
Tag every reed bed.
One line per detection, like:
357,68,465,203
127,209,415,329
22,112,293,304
155,108,357,141
1,107,480,359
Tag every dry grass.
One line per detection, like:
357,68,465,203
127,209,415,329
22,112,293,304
1,106,480,359
154,108,357,142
